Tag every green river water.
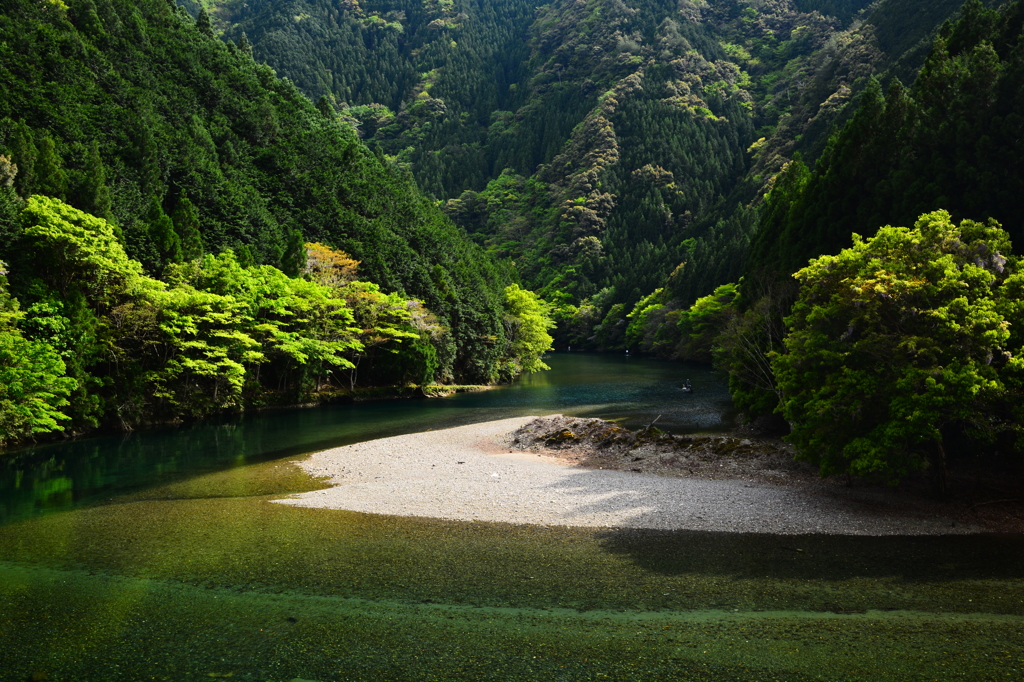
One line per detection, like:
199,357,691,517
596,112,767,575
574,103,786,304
0,354,1021,681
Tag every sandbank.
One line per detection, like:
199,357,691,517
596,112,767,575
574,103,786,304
275,416,978,535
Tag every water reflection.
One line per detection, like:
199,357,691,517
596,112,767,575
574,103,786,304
1,355,1021,681
0,353,734,525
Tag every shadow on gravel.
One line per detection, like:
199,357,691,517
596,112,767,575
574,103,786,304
594,528,1024,582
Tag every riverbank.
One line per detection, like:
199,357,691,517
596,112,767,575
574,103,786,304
0,383,494,457
277,415,1010,535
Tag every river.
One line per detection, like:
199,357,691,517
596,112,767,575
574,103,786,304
0,353,1021,681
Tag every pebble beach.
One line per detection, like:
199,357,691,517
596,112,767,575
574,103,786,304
276,416,979,535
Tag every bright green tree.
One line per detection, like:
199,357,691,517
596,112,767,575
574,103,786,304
142,283,262,417
333,280,420,389
20,195,151,426
676,281,740,361
302,242,446,386
625,288,666,350
773,211,1021,489
500,283,554,378
20,195,145,307
0,261,77,446
167,250,363,397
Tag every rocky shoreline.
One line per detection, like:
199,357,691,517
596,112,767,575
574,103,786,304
506,416,1024,533
504,415,814,484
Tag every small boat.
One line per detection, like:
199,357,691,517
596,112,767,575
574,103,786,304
680,380,693,393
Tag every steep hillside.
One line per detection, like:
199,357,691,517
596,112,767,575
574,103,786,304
747,0,1024,283
748,0,1001,184
192,0,988,349
0,0,516,385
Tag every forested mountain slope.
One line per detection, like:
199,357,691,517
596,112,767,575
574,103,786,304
193,0,986,351
0,0,517,385
747,0,1024,284
200,1,843,310
0,0,568,448
748,0,998,184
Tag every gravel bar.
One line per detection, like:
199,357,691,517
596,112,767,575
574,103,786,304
275,416,978,535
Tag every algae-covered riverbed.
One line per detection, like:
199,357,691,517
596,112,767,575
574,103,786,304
1,458,1022,681
1,355,1022,680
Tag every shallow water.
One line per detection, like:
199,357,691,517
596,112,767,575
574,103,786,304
0,353,730,525
0,354,1022,681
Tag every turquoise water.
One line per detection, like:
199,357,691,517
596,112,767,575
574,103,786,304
0,353,730,525
0,353,1021,681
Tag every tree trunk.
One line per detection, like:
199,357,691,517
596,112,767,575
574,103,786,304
931,438,950,499
349,356,361,391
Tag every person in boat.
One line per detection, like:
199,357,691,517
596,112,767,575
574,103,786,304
681,379,692,392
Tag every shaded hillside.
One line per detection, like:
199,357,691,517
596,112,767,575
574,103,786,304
210,0,538,198
746,0,1002,187
747,0,1024,283
195,1,857,309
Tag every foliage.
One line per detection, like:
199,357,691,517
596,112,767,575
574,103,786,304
675,281,740,362
167,250,363,399
188,0,989,359
332,280,421,388
20,195,146,306
201,0,873,349
712,277,795,417
141,282,262,417
304,242,360,288
0,196,513,446
748,0,1024,286
0,261,76,446
625,288,667,351
499,283,555,379
0,0,515,388
772,211,1021,485
16,195,148,425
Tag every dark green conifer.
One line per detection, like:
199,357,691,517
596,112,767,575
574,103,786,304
77,141,113,221
238,32,253,57
196,9,214,38
234,243,255,268
280,228,306,277
34,132,68,200
171,196,204,261
316,95,334,119
10,124,38,198
147,197,182,266
136,121,162,197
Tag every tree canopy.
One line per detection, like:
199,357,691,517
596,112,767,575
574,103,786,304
0,196,553,445
0,0,518,387
772,210,1023,486
500,283,555,378
0,260,76,447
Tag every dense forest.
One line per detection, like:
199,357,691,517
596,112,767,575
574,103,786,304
4,0,1022,485
672,1,1024,487
190,0,1024,483
228,0,828,310
197,0,992,347
0,0,554,448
